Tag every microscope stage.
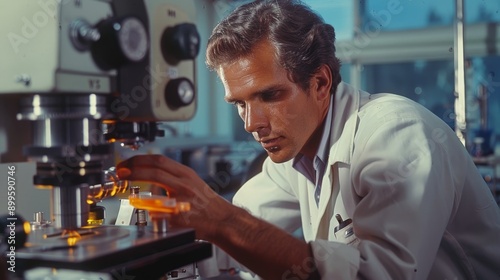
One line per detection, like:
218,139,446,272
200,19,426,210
16,226,212,279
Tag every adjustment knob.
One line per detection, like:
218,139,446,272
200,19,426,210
165,78,195,109
91,17,149,70
161,23,200,64
69,19,101,51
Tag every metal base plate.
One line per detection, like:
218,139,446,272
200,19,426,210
16,226,212,279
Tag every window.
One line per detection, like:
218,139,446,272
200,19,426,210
362,0,500,31
308,0,354,40
340,0,500,152
361,60,456,128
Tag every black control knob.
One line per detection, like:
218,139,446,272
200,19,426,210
165,78,195,109
91,17,149,70
161,23,200,64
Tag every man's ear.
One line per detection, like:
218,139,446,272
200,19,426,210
311,64,332,101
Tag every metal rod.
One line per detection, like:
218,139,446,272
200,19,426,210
351,0,362,88
454,0,467,147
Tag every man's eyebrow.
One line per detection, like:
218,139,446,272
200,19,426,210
224,84,287,103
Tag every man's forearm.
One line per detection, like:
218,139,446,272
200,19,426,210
209,206,320,279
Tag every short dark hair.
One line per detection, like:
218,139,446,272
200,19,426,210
206,0,342,94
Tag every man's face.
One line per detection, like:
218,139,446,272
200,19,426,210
218,40,331,163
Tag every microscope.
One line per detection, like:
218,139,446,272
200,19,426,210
0,0,211,279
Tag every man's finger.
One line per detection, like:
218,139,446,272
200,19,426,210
117,155,187,178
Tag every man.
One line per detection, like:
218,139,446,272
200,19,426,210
117,0,500,279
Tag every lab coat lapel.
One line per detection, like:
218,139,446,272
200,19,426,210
314,165,337,239
312,83,362,239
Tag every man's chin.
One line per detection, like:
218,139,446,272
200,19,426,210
266,150,295,163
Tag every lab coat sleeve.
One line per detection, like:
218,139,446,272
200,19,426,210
232,156,302,233
344,111,460,279
310,239,361,278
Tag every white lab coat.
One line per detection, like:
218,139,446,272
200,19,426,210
230,83,500,279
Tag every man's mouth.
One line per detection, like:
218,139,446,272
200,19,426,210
260,137,282,151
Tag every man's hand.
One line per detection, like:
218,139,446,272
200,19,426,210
117,154,234,241
117,154,318,279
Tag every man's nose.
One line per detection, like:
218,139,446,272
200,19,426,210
244,104,267,133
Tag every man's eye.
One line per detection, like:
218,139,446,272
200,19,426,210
262,91,279,101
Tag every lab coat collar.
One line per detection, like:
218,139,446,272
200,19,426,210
327,82,363,166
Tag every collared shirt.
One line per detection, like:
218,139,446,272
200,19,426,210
292,94,333,205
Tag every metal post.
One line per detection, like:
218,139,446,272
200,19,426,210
454,0,467,147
